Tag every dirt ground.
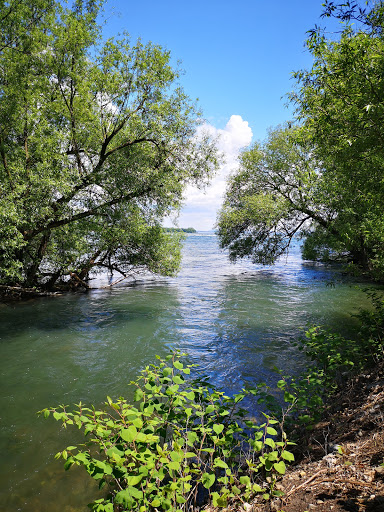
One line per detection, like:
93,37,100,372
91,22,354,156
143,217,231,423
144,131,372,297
248,361,384,512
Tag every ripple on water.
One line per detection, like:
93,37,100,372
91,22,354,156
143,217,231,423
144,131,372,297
0,234,380,511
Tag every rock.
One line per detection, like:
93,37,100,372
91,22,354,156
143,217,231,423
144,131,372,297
323,454,338,467
243,503,252,512
375,466,384,476
270,500,282,512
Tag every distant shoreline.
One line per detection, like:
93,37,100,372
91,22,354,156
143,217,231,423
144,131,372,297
162,227,197,233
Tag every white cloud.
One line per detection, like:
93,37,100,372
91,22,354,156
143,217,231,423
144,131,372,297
165,115,253,231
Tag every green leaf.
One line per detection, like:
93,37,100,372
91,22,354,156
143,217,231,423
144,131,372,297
132,417,143,429
284,391,295,403
273,460,286,474
211,492,220,507
120,425,137,443
173,361,183,370
201,472,216,489
266,426,277,436
115,487,143,505
213,423,224,435
264,437,275,448
166,384,179,395
170,451,182,462
239,476,250,485
187,431,197,445
127,474,143,486
134,388,144,402
281,450,295,462
213,458,228,469
63,457,74,471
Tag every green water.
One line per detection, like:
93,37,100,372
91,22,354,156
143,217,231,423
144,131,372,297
0,234,377,511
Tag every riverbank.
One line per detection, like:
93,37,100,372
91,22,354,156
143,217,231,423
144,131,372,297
0,284,64,301
240,360,384,512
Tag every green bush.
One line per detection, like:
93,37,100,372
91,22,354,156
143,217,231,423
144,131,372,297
271,293,384,426
40,353,295,511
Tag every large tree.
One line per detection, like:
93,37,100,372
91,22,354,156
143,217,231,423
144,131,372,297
218,1,384,278
216,125,339,264
0,0,218,289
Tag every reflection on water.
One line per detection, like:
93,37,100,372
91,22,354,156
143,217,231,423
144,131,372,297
0,233,377,510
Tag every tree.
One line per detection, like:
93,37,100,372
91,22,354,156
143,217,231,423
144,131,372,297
292,0,384,274
218,1,384,278
0,1,218,289
216,125,337,264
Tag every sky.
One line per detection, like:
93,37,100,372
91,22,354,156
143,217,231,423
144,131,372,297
101,0,341,230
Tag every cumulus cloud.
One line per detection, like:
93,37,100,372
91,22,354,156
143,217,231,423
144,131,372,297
165,115,253,231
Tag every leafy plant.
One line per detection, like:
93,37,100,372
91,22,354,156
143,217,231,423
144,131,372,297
40,352,295,511
266,293,384,427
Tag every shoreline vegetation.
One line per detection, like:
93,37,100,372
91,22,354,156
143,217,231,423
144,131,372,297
163,228,197,234
42,293,384,512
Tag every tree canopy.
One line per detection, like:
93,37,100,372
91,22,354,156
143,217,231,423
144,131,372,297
0,0,218,290
217,1,384,279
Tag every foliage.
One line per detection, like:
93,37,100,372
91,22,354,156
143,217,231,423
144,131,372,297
216,125,330,264
163,227,197,233
291,1,384,276
0,0,218,290
269,293,384,426
217,1,384,279
40,352,295,511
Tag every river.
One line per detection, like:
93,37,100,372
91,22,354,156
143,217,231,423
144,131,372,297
0,233,375,511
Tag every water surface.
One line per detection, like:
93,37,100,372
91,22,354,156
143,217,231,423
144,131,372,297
0,233,375,510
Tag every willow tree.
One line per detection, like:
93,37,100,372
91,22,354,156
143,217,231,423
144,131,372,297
216,126,339,264
218,1,384,278
0,1,218,289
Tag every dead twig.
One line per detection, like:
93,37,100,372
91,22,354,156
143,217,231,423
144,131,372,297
285,469,326,497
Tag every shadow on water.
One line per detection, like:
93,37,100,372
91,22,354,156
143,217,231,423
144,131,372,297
0,233,380,511
0,285,180,511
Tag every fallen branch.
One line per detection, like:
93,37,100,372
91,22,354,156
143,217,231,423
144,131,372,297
285,469,326,497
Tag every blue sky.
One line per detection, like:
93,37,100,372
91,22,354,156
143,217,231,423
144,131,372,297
101,0,341,229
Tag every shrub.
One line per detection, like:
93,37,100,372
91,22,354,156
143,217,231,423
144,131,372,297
40,352,295,511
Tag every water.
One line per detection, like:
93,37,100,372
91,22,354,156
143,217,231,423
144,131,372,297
0,233,376,511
